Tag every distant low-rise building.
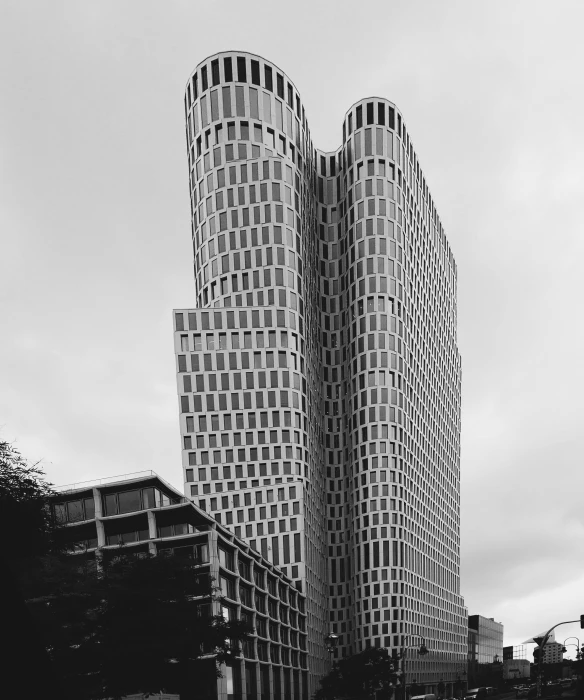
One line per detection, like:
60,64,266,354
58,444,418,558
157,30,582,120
503,659,530,680
538,641,564,664
503,645,528,660
52,471,310,700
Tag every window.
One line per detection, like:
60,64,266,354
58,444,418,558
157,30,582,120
223,57,233,82
264,65,273,91
237,56,246,82
106,528,149,546
157,523,195,538
102,487,165,516
220,576,236,599
251,59,260,85
53,496,95,524
219,547,235,571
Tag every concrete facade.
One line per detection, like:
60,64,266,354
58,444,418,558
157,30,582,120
175,51,468,690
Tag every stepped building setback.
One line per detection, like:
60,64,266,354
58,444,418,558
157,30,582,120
174,51,468,696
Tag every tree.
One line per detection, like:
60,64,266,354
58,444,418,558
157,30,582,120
19,548,251,700
0,440,59,561
0,440,63,698
315,647,400,700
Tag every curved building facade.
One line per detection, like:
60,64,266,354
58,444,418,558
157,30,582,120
174,51,467,696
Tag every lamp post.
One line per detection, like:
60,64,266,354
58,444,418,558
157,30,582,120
324,633,339,700
325,631,339,661
395,635,429,700
455,667,467,700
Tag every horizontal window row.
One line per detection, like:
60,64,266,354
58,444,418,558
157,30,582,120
188,56,303,121
190,79,304,146
198,243,300,279
192,159,298,218
105,528,208,548
189,467,302,494
190,128,295,174
180,388,305,414
193,161,300,206
195,285,304,318
186,410,303,433
197,279,302,316
182,370,302,396
179,340,300,363
187,445,306,468
53,487,186,523
177,307,296,333
194,198,296,233
179,345,299,368
197,226,299,263
198,265,300,297
185,427,304,450
176,312,299,340
218,509,299,534
344,101,397,138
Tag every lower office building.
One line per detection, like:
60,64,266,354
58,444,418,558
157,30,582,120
52,471,309,700
174,50,468,693
468,615,504,687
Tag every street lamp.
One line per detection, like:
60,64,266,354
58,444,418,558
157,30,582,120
325,632,340,658
455,667,467,700
396,635,429,700
324,633,340,700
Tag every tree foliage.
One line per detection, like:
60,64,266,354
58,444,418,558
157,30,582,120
1,440,65,697
315,647,400,700
0,440,59,561
19,546,250,699
1,440,249,699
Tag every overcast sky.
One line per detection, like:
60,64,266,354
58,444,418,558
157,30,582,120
1,0,583,653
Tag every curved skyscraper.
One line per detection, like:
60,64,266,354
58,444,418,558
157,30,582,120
174,51,467,697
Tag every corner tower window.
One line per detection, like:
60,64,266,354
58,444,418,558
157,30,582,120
237,57,247,83
211,59,220,86
251,60,261,85
264,65,273,91
224,57,233,81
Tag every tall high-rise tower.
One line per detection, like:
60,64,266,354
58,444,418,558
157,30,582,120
174,51,467,693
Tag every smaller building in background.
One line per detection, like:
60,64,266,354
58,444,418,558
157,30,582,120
468,616,504,664
503,645,528,660
51,471,310,700
538,641,564,664
468,615,504,687
503,659,531,681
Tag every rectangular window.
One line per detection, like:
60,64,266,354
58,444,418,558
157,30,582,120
264,65,273,91
237,56,247,83
223,56,233,82
251,59,260,85
211,59,220,86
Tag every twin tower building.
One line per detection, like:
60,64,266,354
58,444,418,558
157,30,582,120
173,51,467,691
